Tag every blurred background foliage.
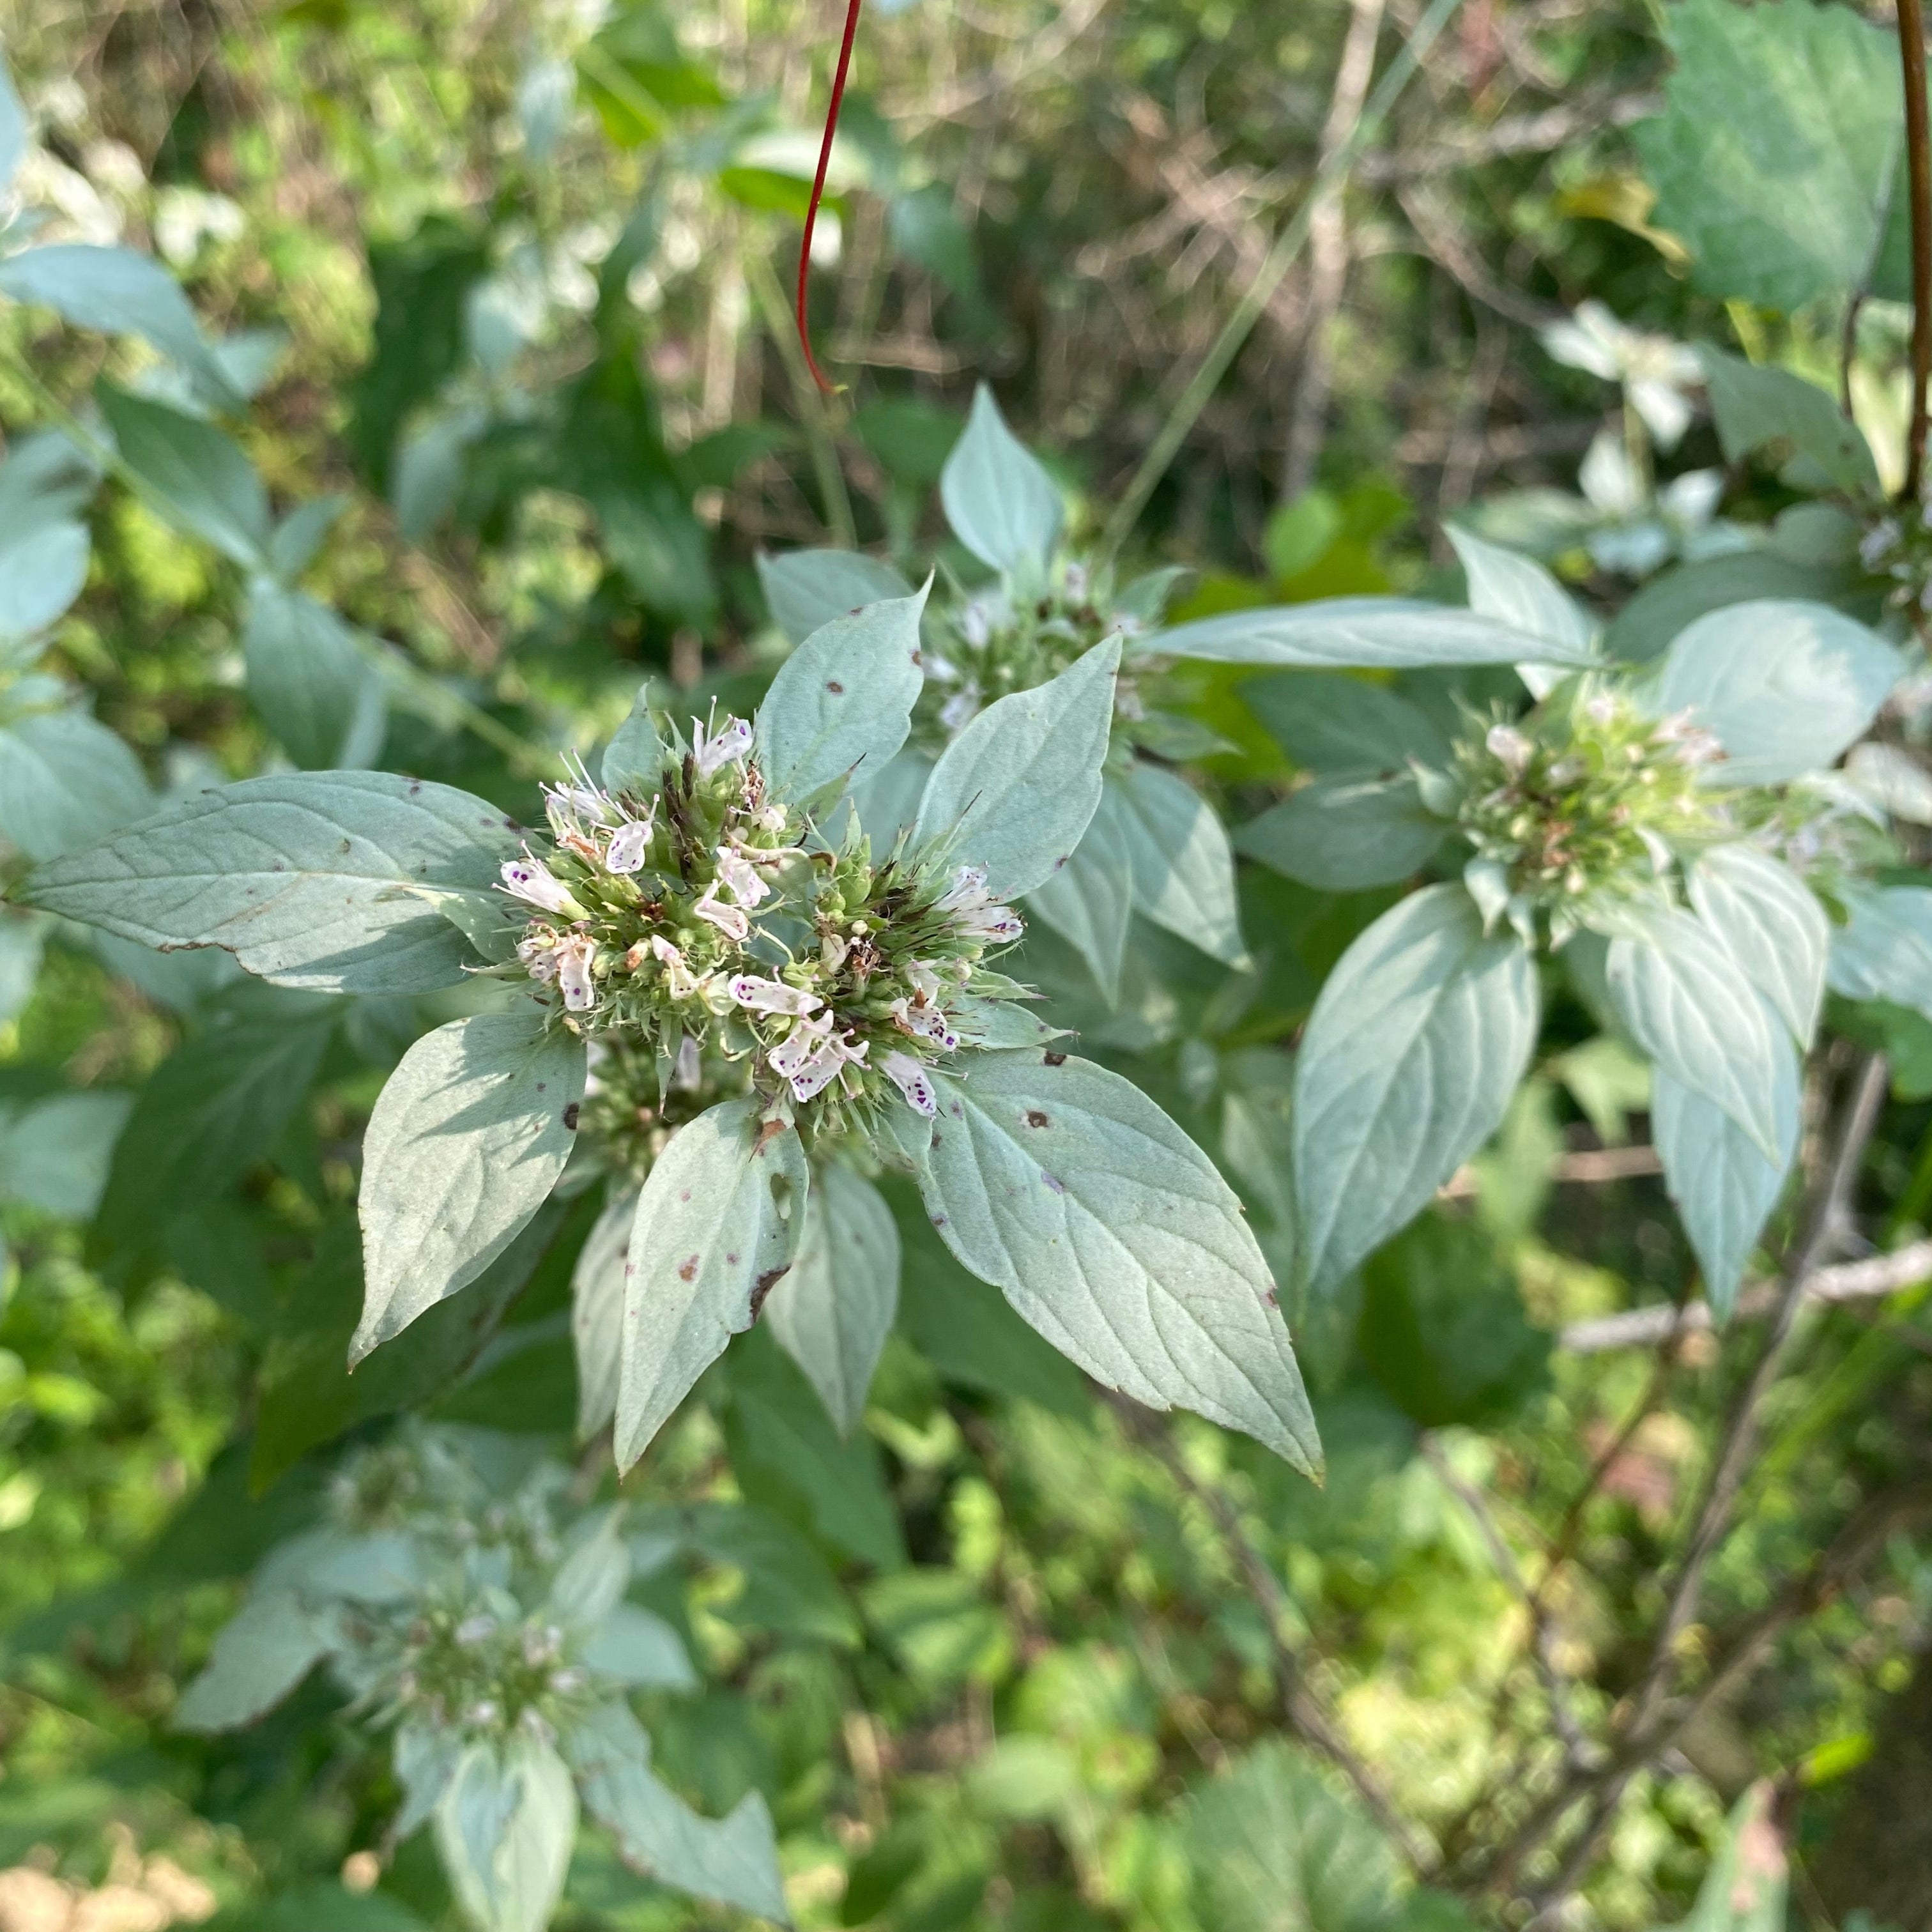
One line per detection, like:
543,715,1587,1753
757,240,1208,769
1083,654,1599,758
2,0,1931,1925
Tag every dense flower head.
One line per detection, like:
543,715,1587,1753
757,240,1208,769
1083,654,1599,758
921,555,1160,743
496,713,1034,1138
355,1592,597,1747
578,1034,750,1183
1447,684,1737,937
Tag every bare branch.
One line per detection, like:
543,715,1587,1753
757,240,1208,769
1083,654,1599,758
1559,1234,1932,1354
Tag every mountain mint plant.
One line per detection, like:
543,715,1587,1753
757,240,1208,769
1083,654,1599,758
1225,525,1915,1317
758,385,1611,1004
19,585,1326,1478
172,1425,786,1932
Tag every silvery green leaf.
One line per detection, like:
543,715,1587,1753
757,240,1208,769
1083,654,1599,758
243,581,385,770
0,247,241,409
268,494,348,583
615,1099,809,1471
1689,843,1827,1045
393,404,488,542
1845,742,1932,825
1654,600,1903,784
98,386,269,565
850,744,933,845
1026,781,1135,1000
174,1593,330,1732
355,1010,585,1360
0,52,24,191
579,1604,697,1689
1828,884,1932,1016
913,638,1118,899
395,1723,464,1840
1235,773,1445,892
1653,1025,1800,1318
1114,762,1246,966
765,1162,900,1437
939,384,1063,576
1292,885,1540,1293
264,1527,422,1603
548,1507,631,1627
753,586,928,802
952,995,1067,1050
0,710,153,861
920,1048,1320,1474
757,548,916,645
1138,598,1598,670
1446,525,1597,665
1240,671,1450,774
0,519,89,642
435,1736,578,1932
0,1090,133,1220
0,914,46,1024
1602,904,1783,1156
0,431,101,536
24,771,519,993
572,1185,636,1439
1696,346,1880,494
565,1701,790,1923
601,689,665,794
875,1098,936,1174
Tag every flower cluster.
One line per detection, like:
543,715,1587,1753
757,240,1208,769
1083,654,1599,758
1859,505,1932,618
578,1034,749,1183
921,556,1154,742
497,714,1032,1136
1442,685,1735,939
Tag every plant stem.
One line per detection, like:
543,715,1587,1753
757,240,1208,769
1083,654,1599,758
1097,0,1463,561
747,249,859,548
1899,0,1932,499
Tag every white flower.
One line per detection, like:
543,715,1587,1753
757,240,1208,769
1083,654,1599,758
890,996,960,1052
672,1035,703,1089
1541,300,1702,451
882,1050,939,1117
555,935,597,1012
729,974,822,1016
714,845,770,907
767,1010,832,1081
935,864,1024,943
693,713,753,778
605,814,654,873
1485,724,1534,778
693,882,749,942
939,689,982,734
650,935,702,999
502,854,582,918
517,933,558,983
906,960,944,1003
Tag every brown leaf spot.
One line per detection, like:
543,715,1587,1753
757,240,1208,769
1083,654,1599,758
1043,1051,1067,1067
827,679,845,694
677,1255,700,1282
562,1102,580,1130
1023,1109,1049,1128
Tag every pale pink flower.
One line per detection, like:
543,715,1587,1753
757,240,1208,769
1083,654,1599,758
605,812,654,873
714,845,770,907
555,935,597,1012
882,1051,939,1117
767,1010,832,1082
693,714,753,778
650,935,702,1000
502,854,582,918
729,974,822,1016
693,883,749,942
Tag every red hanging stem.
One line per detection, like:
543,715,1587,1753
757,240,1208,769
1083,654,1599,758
797,0,866,393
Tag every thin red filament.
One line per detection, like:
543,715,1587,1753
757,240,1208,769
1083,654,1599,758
797,0,866,393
